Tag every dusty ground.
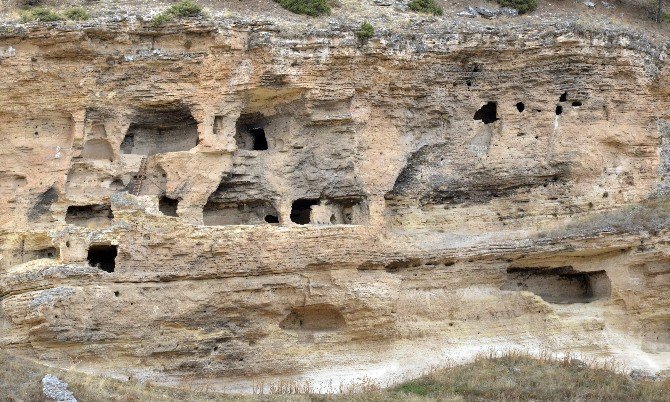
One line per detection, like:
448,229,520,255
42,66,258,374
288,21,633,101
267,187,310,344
3,350,670,400
0,0,669,38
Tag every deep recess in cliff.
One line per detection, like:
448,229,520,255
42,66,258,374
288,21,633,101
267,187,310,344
0,13,669,393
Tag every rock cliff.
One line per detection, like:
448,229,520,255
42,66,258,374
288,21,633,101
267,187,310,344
0,14,669,392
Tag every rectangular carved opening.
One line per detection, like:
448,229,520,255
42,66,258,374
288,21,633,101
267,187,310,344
290,198,319,225
121,106,198,155
203,200,278,225
159,196,179,217
503,266,611,304
290,197,368,225
235,113,269,151
65,205,113,228
87,244,117,273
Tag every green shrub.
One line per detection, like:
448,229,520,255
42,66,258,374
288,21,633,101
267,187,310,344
356,21,374,43
152,0,203,26
498,0,537,14
166,0,203,17
275,0,331,16
21,7,63,22
396,379,441,396
407,0,443,16
151,12,173,27
64,7,90,21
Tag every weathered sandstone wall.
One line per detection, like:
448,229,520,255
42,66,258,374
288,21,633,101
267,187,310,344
0,18,669,392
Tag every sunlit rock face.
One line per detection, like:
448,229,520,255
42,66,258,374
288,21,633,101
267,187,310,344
0,18,669,392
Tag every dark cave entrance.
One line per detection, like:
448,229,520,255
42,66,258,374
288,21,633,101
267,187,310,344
236,113,269,151
264,214,279,223
290,198,320,225
159,196,179,217
87,245,118,273
474,102,498,124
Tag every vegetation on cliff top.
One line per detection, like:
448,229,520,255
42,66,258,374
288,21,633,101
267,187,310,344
151,0,204,26
274,0,331,16
63,7,90,21
408,0,444,16
21,6,90,22
20,7,63,22
498,0,538,14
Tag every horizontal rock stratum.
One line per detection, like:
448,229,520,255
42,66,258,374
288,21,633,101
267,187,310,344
0,16,669,393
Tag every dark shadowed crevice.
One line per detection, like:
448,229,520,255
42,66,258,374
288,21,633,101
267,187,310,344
473,102,498,124
65,205,113,227
264,214,279,223
159,196,179,217
290,198,320,224
235,113,269,151
87,245,117,273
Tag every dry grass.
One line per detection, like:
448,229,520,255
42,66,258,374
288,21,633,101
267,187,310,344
0,351,263,401
375,352,670,402
2,350,669,401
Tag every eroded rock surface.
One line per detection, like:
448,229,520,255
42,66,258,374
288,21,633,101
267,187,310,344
0,16,669,392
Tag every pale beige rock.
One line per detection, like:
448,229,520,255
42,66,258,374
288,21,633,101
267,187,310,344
0,17,669,393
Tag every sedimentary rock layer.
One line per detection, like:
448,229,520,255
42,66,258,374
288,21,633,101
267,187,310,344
0,18,669,391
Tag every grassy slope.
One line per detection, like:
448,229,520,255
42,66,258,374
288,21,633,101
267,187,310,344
3,351,669,401
0,351,266,401
381,354,670,401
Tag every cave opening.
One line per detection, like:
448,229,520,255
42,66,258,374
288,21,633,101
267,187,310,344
159,196,179,217
473,102,498,124
332,197,368,224
40,248,58,259
290,198,320,225
65,204,113,228
503,266,611,303
559,91,568,102
249,127,268,151
235,113,269,151
120,106,198,155
555,105,563,115
82,139,114,161
87,245,118,273
279,304,346,331
264,214,279,223
203,199,278,225
516,102,525,112
572,101,582,107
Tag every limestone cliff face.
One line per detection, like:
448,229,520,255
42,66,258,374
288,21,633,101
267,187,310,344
0,17,669,392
